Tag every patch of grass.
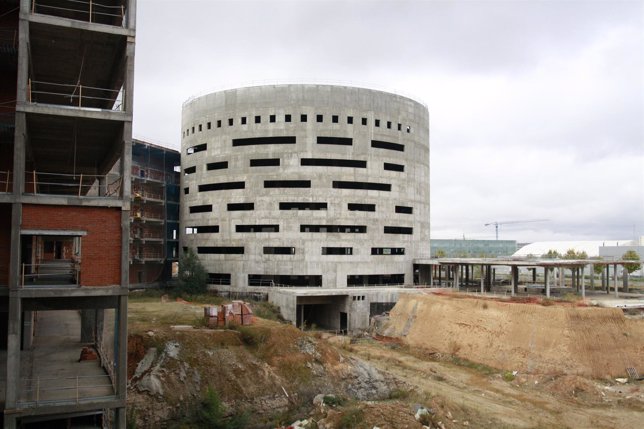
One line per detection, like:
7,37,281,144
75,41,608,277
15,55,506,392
251,301,285,322
450,356,498,376
338,406,364,429
502,370,516,382
388,388,411,400
234,325,271,347
323,395,346,407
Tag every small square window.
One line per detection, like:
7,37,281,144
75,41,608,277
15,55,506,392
228,118,233,126
270,114,276,123
397,123,402,131
241,117,247,125
186,129,189,135
347,116,353,124
406,126,411,133
285,114,292,122
198,124,202,132
301,114,307,122
255,115,261,124
191,126,195,134
207,122,211,130
217,120,222,128
332,115,338,123
316,114,323,123
361,118,367,126
375,119,380,127
387,121,391,129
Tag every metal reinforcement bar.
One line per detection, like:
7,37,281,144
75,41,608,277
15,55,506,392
25,170,121,197
28,79,123,110
31,0,125,25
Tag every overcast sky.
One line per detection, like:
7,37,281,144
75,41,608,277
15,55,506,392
132,0,644,243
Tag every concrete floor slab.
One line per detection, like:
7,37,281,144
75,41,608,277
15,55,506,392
18,310,114,407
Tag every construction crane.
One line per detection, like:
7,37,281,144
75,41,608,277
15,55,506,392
484,219,549,240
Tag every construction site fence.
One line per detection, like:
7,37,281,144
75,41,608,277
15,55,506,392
21,262,80,287
25,170,121,197
28,79,124,111
18,374,114,407
31,0,127,27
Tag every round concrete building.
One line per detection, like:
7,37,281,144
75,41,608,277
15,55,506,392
180,84,429,290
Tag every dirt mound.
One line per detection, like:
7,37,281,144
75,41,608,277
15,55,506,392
381,293,644,378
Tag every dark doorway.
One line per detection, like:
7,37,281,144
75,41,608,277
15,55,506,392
340,312,347,333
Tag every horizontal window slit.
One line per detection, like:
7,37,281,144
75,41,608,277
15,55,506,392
384,226,413,235
198,181,245,192
301,158,366,168
198,246,244,254
232,136,296,146
265,180,311,188
207,161,228,170
317,136,353,146
279,202,327,210
189,204,211,213
371,140,404,152
227,202,254,211
333,181,391,192
348,203,375,212
236,224,279,233
250,158,280,167
300,225,366,233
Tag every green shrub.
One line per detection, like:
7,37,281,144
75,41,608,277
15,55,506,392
236,326,270,347
502,370,516,382
178,248,208,294
322,395,345,407
252,301,284,321
339,407,364,428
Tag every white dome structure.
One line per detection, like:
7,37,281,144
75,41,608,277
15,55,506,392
513,240,632,258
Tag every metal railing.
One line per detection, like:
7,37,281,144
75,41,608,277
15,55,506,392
19,374,114,406
0,28,18,48
25,170,121,197
0,171,11,193
132,188,163,201
31,0,126,27
21,261,80,287
28,79,124,111
132,165,166,182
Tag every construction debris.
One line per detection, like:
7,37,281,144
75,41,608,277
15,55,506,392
204,301,254,327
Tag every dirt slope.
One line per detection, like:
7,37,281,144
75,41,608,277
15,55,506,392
381,293,644,378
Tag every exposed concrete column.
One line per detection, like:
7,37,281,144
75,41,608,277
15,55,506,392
590,264,594,290
602,266,607,292
532,267,536,283
438,265,442,286
428,265,433,286
480,265,484,294
5,294,21,409
511,266,519,296
22,310,34,349
453,264,460,290
623,267,629,293
581,266,586,298
544,266,550,297
613,264,618,298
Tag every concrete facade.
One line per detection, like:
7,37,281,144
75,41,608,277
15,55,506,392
181,85,430,289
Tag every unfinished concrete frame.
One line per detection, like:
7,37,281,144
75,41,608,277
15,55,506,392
1,1,135,427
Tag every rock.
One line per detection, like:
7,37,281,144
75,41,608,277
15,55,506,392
133,347,157,379
344,358,391,400
137,373,164,396
164,341,180,359
415,406,430,422
313,393,326,406
615,378,628,384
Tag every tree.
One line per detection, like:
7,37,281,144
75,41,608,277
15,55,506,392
622,250,641,274
563,249,588,260
178,248,208,294
543,249,561,259
434,249,446,258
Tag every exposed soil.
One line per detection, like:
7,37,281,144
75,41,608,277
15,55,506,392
126,293,644,428
381,292,644,378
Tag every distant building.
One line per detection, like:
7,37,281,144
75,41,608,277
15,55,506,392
514,240,633,258
129,140,180,285
431,239,517,258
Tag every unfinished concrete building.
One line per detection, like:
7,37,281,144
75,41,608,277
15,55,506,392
181,85,430,331
130,140,180,286
0,0,135,427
